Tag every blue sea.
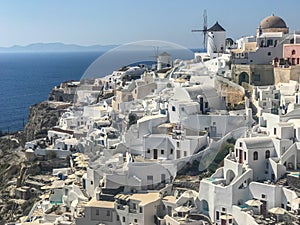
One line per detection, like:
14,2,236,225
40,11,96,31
0,52,103,132
0,47,199,133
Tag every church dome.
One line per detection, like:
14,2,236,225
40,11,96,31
260,15,287,29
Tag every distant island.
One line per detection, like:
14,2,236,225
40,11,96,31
0,42,119,53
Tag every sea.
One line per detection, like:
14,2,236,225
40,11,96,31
0,48,200,133
0,52,103,133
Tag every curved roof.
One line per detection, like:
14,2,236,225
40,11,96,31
241,137,274,149
260,15,287,29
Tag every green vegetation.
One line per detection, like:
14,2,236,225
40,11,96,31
177,138,236,179
206,138,236,174
177,160,200,176
198,138,236,180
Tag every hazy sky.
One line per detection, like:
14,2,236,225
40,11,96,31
0,0,300,48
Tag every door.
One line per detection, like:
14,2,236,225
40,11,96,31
153,149,158,159
239,149,243,163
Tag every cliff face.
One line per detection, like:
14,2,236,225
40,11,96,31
24,101,71,142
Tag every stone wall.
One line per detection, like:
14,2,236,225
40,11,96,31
214,76,245,107
274,66,300,84
231,64,274,86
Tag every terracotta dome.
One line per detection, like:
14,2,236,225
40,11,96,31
260,15,287,29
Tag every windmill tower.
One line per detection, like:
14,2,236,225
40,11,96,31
192,10,208,50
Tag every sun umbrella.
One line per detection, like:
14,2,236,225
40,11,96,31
68,174,77,179
41,185,52,190
245,199,263,207
50,176,59,181
181,190,197,199
175,206,191,213
268,207,286,215
220,214,233,220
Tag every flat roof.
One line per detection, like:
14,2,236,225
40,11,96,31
130,192,161,206
116,192,161,206
86,198,114,208
138,114,166,123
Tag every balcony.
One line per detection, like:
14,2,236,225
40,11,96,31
116,204,127,211
129,208,137,213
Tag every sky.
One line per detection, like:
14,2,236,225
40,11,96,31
0,0,300,48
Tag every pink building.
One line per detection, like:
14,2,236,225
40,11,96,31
283,44,300,65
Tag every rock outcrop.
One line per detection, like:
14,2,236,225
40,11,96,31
24,101,71,142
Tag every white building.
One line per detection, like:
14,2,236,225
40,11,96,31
115,192,163,225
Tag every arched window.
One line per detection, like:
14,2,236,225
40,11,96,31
292,50,296,55
253,151,258,160
265,150,270,159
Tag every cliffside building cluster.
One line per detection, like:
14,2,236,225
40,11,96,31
10,14,300,225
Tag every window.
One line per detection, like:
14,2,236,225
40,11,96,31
147,148,150,154
96,209,99,215
265,150,270,159
292,49,296,55
107,210,110,216
267,39,273,46
261,194,266,199
181,107,185,111
91,181,93,185
172,106,176,112
244,152,247,160
161,149,164,155
205,102,209,108
123,217,126,222
222,207,226,212
170,148,173,154
268,52,271,56
184,151,187,157
117,215,120,221
253,151,258,160
216,211,220,220
274,128,277,135
139,207,143,213
240,142,242,147
177,142,180,148
133,203,137,210
134,219,138,223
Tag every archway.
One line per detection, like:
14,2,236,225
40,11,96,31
238,72,249,85
200,199,209,214
226,169,235,185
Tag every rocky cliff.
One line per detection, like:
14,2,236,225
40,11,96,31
24,101,71,142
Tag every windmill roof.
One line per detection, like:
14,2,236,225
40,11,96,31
159,52,171,56
208,22,225,32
